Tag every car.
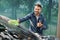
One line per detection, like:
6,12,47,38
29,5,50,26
0,15,56,40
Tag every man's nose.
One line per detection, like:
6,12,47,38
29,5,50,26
36,10,39,12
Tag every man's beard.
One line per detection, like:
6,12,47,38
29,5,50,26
34,12,40,16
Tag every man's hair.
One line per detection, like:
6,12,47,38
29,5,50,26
35,4,42,8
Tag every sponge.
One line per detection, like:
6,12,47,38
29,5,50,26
8,20,19,25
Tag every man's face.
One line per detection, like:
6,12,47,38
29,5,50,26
34,6,42,15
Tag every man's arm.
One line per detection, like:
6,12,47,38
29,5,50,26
8,13,31,25
18,14,31,23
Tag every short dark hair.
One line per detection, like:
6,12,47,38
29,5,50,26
35,4,42,8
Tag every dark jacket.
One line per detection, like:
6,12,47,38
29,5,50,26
19,12,47,35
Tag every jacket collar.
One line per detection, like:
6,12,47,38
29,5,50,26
33,12,42,17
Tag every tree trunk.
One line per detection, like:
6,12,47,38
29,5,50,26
57,0,60,38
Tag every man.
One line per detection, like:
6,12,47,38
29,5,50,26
8,4,47,35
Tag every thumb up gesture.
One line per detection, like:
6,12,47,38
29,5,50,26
37,21,43,28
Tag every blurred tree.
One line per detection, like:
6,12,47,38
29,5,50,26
47,0,52,23
7,0,20,19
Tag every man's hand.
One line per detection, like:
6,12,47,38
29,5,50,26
37,22,43,27
8,20,19,25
